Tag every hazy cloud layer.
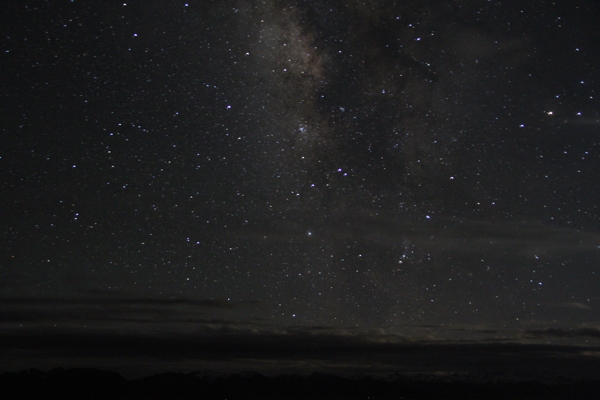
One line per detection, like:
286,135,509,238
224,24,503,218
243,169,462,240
2,328,600,379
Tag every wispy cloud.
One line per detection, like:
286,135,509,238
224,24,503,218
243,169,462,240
554,302,593,310
232,210,600,257
0,296,260,308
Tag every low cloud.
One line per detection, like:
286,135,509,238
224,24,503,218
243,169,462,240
523,327,600,340
2,296,600,378
0,296,263,329
1,328,600,379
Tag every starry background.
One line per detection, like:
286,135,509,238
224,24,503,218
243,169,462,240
1,0,600,377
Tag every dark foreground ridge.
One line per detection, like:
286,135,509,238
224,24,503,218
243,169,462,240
1,368,600,400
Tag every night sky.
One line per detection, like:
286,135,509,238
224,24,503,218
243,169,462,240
2,0,600,377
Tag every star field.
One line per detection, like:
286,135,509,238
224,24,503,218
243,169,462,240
1,1,600,375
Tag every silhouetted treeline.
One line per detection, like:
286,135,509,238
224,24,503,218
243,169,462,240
1,368,599,400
